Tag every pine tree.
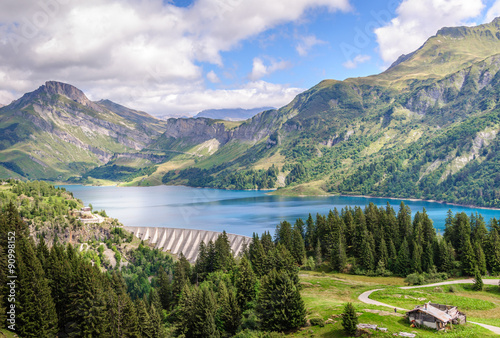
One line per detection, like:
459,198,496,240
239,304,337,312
305,213,316,250
172,254,191,305
218,282,241,335
395,238,411,276
67,262,109,337
214,231,234,272
249,236,266,277
291,225,306,265
461,238,477,276
175,284,195,337
193,285,220,338
294,218,305,239
257,269,305,332
411,240,422,273
377,237,388,269
341,302,358,336
16,238,58,337
486,228,500,274
314,238,322,265
474,241,487,275
397,202,412,247
136,298,153,338
360,231,374,271
157,269,172,311
472,269,484,291
149,303,163,338
235,256,257,310
331,236,347,272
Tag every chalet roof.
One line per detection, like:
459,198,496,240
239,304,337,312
407,302,453,323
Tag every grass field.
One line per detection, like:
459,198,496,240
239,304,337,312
294,271,499,337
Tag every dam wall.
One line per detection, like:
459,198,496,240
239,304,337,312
124,226,251,262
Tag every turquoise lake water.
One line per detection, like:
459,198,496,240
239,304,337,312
59,185,500,237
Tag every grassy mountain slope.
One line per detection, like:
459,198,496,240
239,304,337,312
0,81,166,180
156,18,500,207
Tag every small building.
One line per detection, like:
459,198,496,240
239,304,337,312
81,206,91,212
406,302,466,330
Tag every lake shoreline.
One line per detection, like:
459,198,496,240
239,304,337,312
337,193,500,211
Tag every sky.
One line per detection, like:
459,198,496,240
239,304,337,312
0,0,500,116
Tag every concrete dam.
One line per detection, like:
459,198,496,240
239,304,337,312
124,226,251,262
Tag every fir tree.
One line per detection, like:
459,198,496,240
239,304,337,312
157,269,172,311
257,269,305,332
314,238,322,265
218,282,241,335
235,256,257,310
411,240,422,273
305,213,315,250
395,238,411,276
461,238,477,276
214,231,234,272
16,238,58,337
136,298,153,338
341,302,358,336
474,241,487,275
472,269,484,291
291,225,306,265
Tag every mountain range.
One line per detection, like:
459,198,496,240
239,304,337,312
2,19,500,207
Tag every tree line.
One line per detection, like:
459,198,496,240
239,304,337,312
271,202,500,279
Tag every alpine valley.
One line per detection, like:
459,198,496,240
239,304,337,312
4,19,500,208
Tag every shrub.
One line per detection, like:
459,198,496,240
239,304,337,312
309,317,325,327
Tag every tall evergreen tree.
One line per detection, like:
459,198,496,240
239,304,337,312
218,282,241,335
136,298,153,338
291,225,306,265
16,237,58,338
305,213,315,250
395,238,411,276
235,256,257,310
341,302,358,336
257,269,305,332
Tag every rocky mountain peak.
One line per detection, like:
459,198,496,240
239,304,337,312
43,81,91,105
39,80,103,112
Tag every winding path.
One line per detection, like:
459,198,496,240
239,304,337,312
357,279,500,335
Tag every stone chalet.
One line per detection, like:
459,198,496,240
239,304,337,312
407,302,466,330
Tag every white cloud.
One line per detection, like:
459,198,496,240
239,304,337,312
249,57,290,80
206,70,220,83
119,80,304,116
296,35,326,56
485,0,500,22
342,54,371,69
375,0,484,64
0,0,351,114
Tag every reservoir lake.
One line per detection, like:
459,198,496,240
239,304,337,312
60,185,500,237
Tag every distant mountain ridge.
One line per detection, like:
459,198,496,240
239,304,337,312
195,107,275,121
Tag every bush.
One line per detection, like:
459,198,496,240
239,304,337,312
405,273,424,285
304,256,315,271
309,317,325,327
